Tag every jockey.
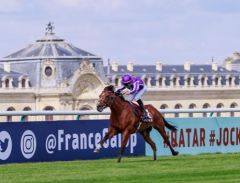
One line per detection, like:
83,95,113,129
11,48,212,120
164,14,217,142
116,74,151,122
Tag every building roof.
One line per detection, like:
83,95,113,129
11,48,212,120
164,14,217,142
104,64,240,76
0,67,24,77
1,32,98,61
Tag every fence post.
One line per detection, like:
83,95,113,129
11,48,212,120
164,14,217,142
209,112,214,117
76,115,81,120
20,115,27,122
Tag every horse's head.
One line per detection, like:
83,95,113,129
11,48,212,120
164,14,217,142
96,85,116,112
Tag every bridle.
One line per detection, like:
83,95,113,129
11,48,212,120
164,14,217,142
96,91,117,112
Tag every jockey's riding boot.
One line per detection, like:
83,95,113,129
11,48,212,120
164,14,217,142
137,99,151,122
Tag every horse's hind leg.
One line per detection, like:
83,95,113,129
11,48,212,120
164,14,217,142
155,126,179,156
140,130,157,160
94,127,117,153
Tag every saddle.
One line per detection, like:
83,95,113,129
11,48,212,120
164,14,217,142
130,102,143,118
115,92,152,122
129,102,152,122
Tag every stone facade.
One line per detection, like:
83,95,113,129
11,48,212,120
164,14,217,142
0,26,239,122
0,27,106,122
105,61,240,118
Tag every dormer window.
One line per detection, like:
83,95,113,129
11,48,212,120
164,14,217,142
158,78,163,86
201,77,205,86
187,77,191,86
215,77,219,85
115,78,119,86
22,79,26,88
144,78,148,85
5,79,9,88
45,66,53,77
229,77,232,86
172,77,177,86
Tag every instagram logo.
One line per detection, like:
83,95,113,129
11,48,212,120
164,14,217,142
21,130,37,159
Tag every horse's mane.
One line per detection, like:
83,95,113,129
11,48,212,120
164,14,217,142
103,85,140,116
104,85,115,92
104,85,126,101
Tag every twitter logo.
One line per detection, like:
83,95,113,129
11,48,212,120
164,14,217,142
0,138,9,153
0,131,12,161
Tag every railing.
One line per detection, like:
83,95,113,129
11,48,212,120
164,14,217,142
0,108,240,116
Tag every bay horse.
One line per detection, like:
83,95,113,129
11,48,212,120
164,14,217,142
95,85,178,162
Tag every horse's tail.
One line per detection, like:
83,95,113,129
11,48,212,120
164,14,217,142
163,117,177,131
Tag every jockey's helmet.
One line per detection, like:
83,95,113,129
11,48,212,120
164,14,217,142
122,74,132,84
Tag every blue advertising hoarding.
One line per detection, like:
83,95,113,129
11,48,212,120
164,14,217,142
146,117,240,156
0,120,145,164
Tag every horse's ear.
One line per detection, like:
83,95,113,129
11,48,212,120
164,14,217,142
104,85,115,92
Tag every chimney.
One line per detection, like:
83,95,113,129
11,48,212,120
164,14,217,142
127,62,134,72
4,62,11,73
107,58,111,74
211,62,218,71
232,52,240,60
225,61,232,71
156,62,162,71
111,62,118,72
184,62,191,71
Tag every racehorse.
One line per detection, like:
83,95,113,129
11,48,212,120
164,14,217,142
95,85,178,162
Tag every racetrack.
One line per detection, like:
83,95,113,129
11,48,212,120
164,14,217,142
1,153,240,183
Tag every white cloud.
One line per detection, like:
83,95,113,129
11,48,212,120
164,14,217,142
0,0,21,12
51,0,124,9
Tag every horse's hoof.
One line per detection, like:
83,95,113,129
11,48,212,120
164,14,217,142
153,152,157,160
94,144,101,153
172,151,179,156
117,157,122,163
93,149,99,153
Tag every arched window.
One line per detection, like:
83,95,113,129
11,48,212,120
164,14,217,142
189,103,196,117
22,107,32,122
216,103,224,117
230,103,238,117
160,104,168,117
160,104,168,109
203,103,210,117
79,106,92,119
44,106,55,121
174,104,182,117
6,107,15,122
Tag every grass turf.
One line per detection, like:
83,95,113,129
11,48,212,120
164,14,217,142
1,153,240,183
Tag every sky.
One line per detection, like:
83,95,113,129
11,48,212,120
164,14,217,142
0,0,240,66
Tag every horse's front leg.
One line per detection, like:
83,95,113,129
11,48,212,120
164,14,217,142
94,127,117,153
118,130,131,163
